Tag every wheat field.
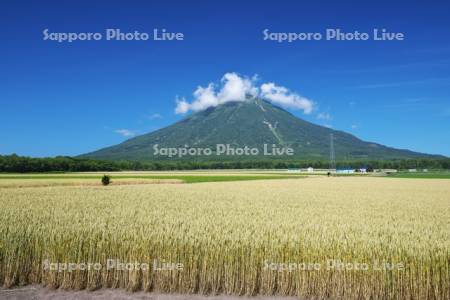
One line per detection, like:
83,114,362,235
0,176,449,299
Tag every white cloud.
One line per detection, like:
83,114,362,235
114,129,135,137
191,84,219,111
351,124,358,130
317,112,332,121
175,73,314,115
148,113,162,120
260,82,314,114
175,73,256,114
175,97,190,114
218,72,258,103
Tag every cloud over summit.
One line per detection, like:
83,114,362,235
260,82,314,114
175,73,314,114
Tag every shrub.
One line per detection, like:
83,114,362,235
101,175,111,186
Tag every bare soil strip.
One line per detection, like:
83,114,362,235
0,286,299,300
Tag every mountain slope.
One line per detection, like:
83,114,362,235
81,98,438,161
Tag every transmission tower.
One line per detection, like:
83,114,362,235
329,133,336,172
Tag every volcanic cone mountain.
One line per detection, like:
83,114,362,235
82,98,437,161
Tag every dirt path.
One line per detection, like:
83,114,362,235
0,286,299,300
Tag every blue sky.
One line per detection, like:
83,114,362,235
1,0,449,157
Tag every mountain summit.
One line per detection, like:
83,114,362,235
81,98,435,161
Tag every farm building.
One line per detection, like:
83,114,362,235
307,167,314,173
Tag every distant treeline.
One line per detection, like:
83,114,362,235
0,154,449,173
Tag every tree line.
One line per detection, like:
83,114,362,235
0,154,449,173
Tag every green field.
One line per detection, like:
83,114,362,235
0,173,304,184
2,169,450,183
388,171,450,179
